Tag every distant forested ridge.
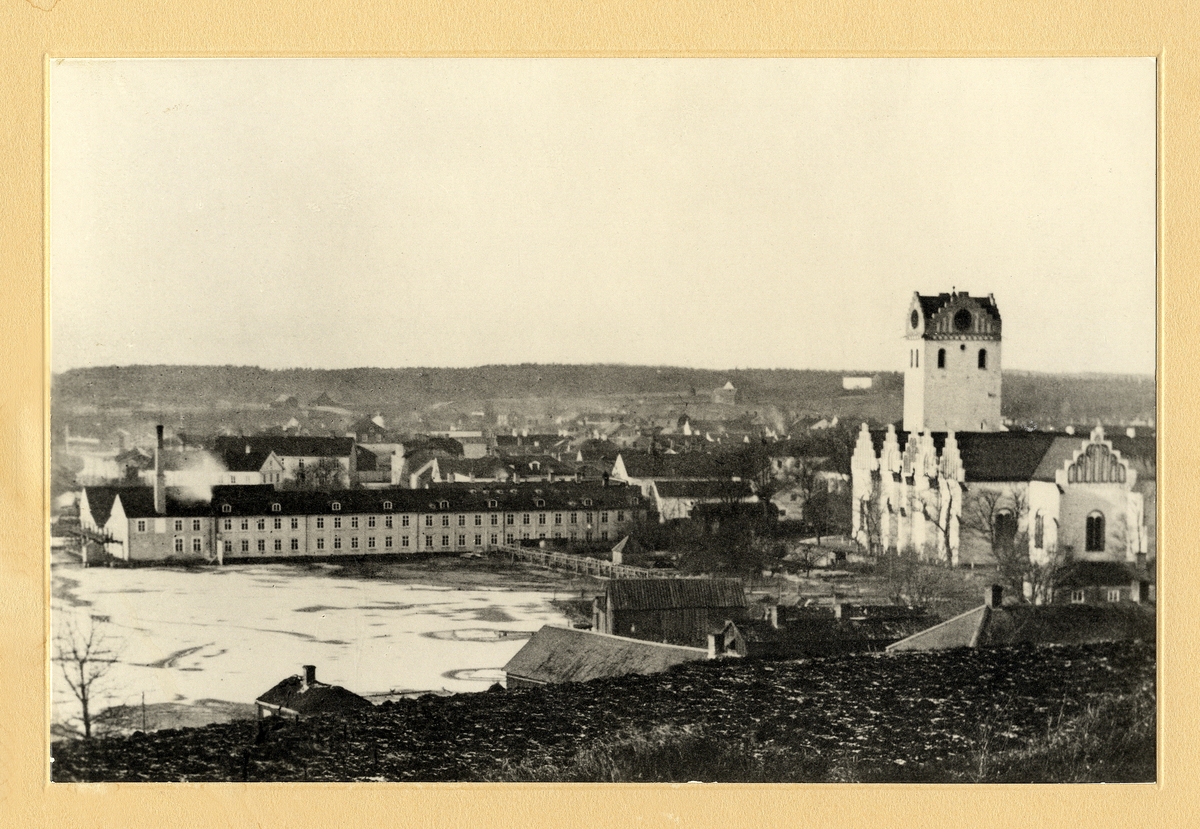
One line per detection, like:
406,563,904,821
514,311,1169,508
51,364,1154,428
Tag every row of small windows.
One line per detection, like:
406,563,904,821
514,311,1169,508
923,347,988,369
220,498,602,514
148,511,627,534
216,529,616,555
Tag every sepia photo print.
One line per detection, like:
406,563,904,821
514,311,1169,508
48,58,1156,783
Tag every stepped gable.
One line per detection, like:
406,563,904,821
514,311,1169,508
503,625,709,687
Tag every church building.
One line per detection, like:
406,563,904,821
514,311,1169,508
851,291,1154,575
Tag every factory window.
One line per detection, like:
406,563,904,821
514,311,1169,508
617,511,626,522
351,537,359,549
489,534,497,545
290,538,299,551
291,517,299,530
601,531,609,541
241,519,249,531
569,531,577,541
271,503,281,512
401,515,409,527
222,518,231,531
554,513,562,524
257,539,266,553
938,348,946,369
223,540,232,554
137,520,146,532
385,536,393,548
192,519,201,532
316,537,325,550
490,514,498,526
174,537,183,553
400,536,409,548
570,512,577,524
274,517,282,530
506,533,514,544
553,531,561,539
221,504,231,514
367,516,376,528
978,349,988,369
425,535,433,547
351,516,359,529
316,516,325,529
522,513,530,525
425,515,433,527
274,538,282,552
538,513,547,525
174,519,183,532
193,538,202,553
458,534,466,546
442,535,450,547
367,536,376,549
442,515,450,527
506,514,515,525
458,515,466,527
241,539,249,553
333,516,342,529
385,515,393,529
601,512,609,523
1086,512,1106,552
333,536,342,549
474,514,482,526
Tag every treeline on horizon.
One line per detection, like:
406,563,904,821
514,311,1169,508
51,363,1154,426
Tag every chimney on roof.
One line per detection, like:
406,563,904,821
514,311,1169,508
301,665,316,690
154,425,166,515
1126,427,1136,439
985,585,1003,608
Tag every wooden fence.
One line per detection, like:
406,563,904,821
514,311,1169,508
496,544,682,579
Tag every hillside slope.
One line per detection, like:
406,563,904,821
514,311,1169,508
51,640,1154,783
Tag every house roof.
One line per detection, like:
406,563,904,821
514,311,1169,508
213,436,355,460
888,603,1155,652
617,451,740,480
113,488,215,518
256,674,372,716
503,625,709,686
606,578,747,611
652,479,755,500
81,486,128,526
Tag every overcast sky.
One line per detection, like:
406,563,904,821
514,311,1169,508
50,58,1156,376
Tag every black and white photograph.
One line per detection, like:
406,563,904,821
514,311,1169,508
47,58,1156,783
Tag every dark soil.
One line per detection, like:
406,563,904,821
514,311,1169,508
51,640,1154,783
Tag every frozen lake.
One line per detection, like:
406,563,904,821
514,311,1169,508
51,556,572,729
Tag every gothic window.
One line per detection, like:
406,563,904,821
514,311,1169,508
937,348,946,368
1086,512,1105,552
995,510,1018,556
978,349,988,369
1034,512,1045,549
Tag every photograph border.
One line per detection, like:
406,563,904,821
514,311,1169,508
2,1,1192,827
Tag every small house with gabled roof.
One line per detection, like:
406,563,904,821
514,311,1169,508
255,665,372,720
503,626,710,690
592,578,749,648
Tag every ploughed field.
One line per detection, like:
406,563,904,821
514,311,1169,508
52,640,1154,783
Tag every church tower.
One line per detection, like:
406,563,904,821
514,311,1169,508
903,291,1002,433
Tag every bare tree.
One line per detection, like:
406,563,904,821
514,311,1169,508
961,487,1068,603
54,615,123,739
855,475,885,557
917,481,961,566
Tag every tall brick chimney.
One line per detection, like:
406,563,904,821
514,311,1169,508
301,665,316,690
154,425,166,515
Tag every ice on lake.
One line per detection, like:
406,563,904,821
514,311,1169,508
51,559,571,726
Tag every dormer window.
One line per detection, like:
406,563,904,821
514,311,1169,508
487,499,498,508
221,504,232,514
331,502,341,511
583,498,593,507
439,500,449,509
271,503,281,512
383,501,393,510
534,498,546,507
